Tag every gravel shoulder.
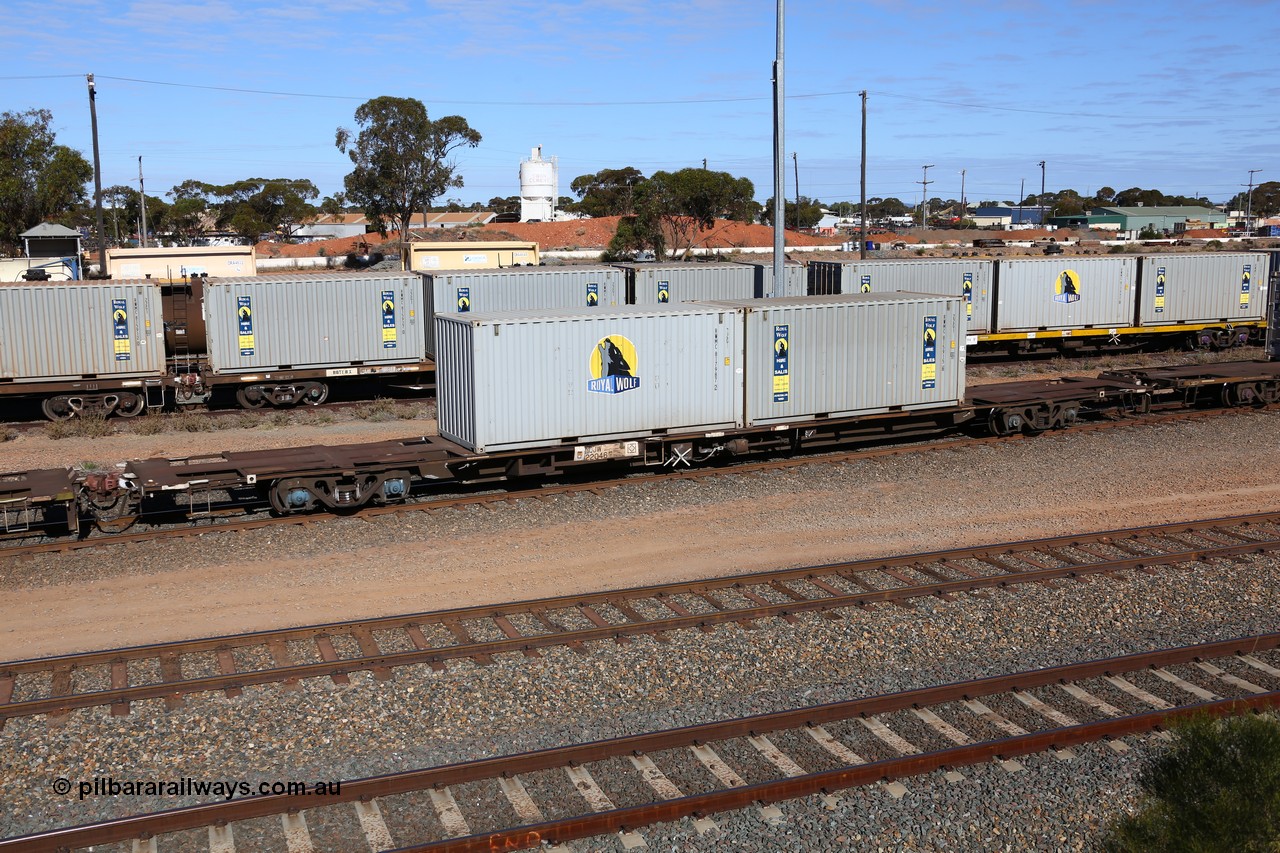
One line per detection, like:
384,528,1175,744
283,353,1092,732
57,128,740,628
2,409,1278,660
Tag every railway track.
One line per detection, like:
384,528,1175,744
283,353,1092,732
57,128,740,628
0,406,1241,558
4,510,1278,726
5,633,1279,852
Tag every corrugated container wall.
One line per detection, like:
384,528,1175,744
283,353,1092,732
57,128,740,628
614,263,757,305
701,294,965,426
203,272,425,373
0,281,165,381
421,266,625,356
994,257,1137,331
743,263,808,298
1136,253,1270,325
808,259,995,334
435,306,742,452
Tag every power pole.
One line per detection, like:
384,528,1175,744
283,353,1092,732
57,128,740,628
702,158,707,170
138,156,148,249
771,0,785,288
859,90,867,260
1017,178,1025,225
792,151,799,230
1038,160,1046,228
918,164,935,230
86,74,107,277
1244,169,1262,232
960,169,967,223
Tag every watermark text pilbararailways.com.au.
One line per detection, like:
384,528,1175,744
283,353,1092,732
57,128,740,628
50,776,342,801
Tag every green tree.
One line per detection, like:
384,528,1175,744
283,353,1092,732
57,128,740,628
632,168,757,258
319,193,349,216
1103,713,1280,852
200,178,319,241
486,196,521,215
103,184,171,245
0,109,93,254
760,195,824,229
568,167,646,217
336,96,481,239
604,214,665,261
1229,181,1279,218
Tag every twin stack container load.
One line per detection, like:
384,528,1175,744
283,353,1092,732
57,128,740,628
613,262,758,305
419,265,625,357
1135,253,1270,327
434,306,742,453
700,293,966,427
993,256,1137,333
203,271,427,372
807,259,995,335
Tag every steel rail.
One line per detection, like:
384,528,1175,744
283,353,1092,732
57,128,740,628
3,513,1278,721
0,406,1236,559
3,633,1277,853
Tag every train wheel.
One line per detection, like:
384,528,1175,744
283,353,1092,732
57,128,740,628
1260,383,1280,405
41,396,76,421
114,393,146,418
301,383,330,406
236,386,269,409
1224,383,1260,408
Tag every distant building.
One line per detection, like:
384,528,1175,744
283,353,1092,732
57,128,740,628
970,206,1046,228
519,146,557,222
1048,205,1226,236
295,212,495,241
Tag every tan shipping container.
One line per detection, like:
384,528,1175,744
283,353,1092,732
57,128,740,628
104,245,256,280
402,241,540,272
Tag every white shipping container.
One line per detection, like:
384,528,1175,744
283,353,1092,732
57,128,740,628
702,294,966,426
435,306,742,452
995,257,1136,331
808,259,995,333
421,266,625,356
615,263,757,305
743,262,807,298
203,272,425,373
1136,253,1269,325
0,281,165,381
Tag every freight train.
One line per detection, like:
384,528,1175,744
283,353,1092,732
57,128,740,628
3,277,1280,536
0,252,1276,421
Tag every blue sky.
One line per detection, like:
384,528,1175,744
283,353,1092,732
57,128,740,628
3,0,1277,210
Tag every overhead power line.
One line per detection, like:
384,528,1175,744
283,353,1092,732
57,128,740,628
0,74,1244,120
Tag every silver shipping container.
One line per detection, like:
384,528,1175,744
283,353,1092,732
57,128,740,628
994,257,1137,332
614,262,757,305
742,262,807,298
808,259,995,334
0,281,165,381
435,306,742,452
701,294,965,427
420,265,625,356
1136,253,1270,325
203,272,425,373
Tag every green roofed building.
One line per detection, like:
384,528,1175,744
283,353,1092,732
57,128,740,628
1048,205,1226,235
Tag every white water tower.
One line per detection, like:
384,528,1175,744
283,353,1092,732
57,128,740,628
519,146,557,222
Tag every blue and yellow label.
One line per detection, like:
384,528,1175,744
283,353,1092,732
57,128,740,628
587,283,599,307
962,273,973,318
588,335,640,394
1241,265,1251,308
1054,269,1081,304
237,296,254,356
381,290,397,348
860,274,872,293
773,325,790,402
1155,267,1166,312
922,316,937,389
456,287,471,312
112,298,131,361
657,281,670,303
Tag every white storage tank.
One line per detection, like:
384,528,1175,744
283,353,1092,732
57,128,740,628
435,306,742,452
519,146,557,223
701,293,966,427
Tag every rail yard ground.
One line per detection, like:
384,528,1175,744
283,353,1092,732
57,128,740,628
2,355,1279,849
